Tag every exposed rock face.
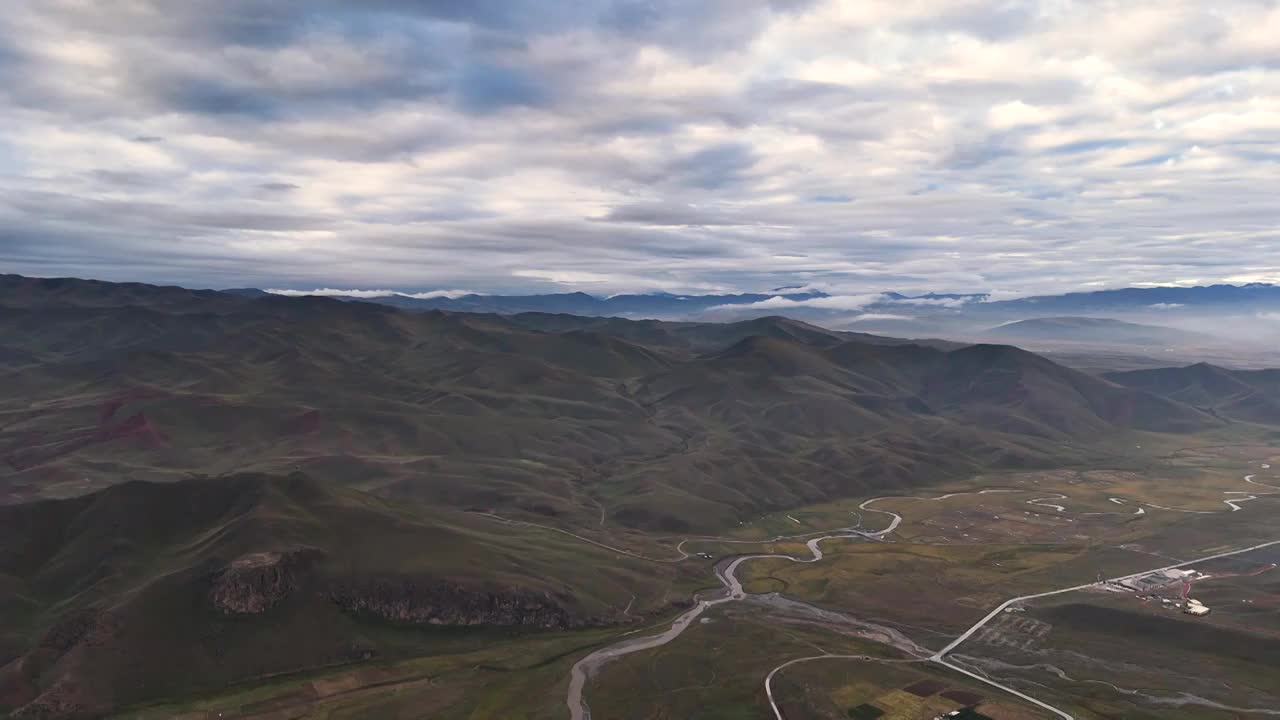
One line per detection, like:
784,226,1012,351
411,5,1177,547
208,550,580,629
209,550,317,615
329,578,575,629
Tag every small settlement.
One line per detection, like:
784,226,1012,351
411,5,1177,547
1100,568,1212,616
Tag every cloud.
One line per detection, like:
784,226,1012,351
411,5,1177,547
713,293,886,311
892,297,975,308
1149,303,1186,310
982,290,1036,303
665,142,759,190
846,313,914,323
602,202,748,226
265,288,474,299
0,1,1277,296
455,63,550,113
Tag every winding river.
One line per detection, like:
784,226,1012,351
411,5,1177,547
563,467,1280,720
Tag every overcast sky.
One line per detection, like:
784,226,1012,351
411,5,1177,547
1,1,1277,296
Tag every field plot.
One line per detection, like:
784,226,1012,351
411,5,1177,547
973,614,1051,652
769,653,1048,720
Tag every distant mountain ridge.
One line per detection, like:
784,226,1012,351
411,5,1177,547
978,283,1280,313
229,286,834,316
238,283,1280,318
0,272,1224,535
10,273,1280,323
985,317,1218,347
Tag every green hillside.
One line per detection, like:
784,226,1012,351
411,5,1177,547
0,472,696,718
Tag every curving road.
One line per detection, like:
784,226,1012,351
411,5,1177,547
567,529,869,720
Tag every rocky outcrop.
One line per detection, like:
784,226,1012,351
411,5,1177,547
209,549,318,615
207,549,580,629
329,578,576,629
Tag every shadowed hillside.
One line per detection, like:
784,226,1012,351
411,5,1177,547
1105,363,1280,424
0,472,693,719
0,275,1222,535
0,274,1267,720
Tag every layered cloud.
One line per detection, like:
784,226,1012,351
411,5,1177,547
264,288,474,299
713,293,887,311
1,1,1277,295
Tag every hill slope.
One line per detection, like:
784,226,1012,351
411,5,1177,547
0,472,690,718
0,276,1224,535
1104,363,1280,424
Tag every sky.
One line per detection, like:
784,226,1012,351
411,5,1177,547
0,0,1277,298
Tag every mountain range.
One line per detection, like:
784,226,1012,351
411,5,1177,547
2,273,1277,718
223,282,1280,319
214,277,1280,367
983,317,1219,347
0,274,1224,533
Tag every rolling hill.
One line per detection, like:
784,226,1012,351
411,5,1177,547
0,274,1266,719
0,275,1221,535
0,472,694,719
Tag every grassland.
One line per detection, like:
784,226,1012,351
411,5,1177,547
584,608,1052,720
112,625,648,720
76,440,1279,720
5,277,1280,720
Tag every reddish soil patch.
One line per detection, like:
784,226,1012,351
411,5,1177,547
95,412,167,448
96,389,166,425
98,398,126,425
5,411,167,470
904,679,945,697
283,409,322,435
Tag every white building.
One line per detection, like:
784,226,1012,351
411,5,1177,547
1185,599,1211,616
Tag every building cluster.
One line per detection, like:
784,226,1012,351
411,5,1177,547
1104,568,1213,617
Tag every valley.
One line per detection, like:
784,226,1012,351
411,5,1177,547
2,276,1279,720
5,2,1278,717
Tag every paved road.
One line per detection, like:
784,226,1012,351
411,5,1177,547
765,654,925,719
929,538,1280,720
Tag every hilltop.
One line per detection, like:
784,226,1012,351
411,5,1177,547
0,472,693,718
0,274,1220,534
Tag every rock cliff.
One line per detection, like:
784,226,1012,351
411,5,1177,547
209,550,317,614
329,577,576,629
